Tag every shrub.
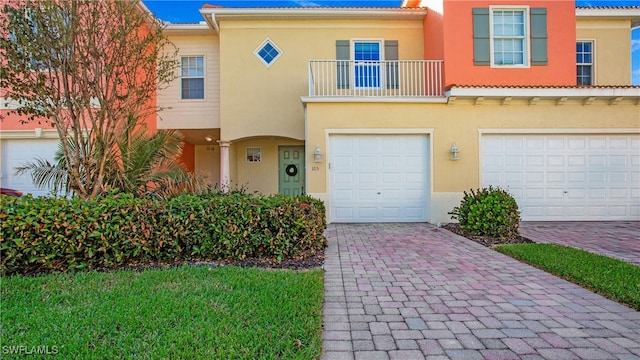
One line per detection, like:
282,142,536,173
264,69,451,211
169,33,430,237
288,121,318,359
0,192,326,275
448,186,520,239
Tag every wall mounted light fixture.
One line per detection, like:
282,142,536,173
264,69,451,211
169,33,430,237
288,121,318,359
450,143,460,161
205,136,213,142
313,145,323,163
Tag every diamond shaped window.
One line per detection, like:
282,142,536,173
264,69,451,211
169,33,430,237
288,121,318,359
254,39,282,67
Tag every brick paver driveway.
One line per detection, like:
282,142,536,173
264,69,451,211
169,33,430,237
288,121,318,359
322,223,640,360
520,222,640,267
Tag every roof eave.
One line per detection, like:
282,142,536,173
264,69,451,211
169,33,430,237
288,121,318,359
576,7,640,25
163,23,216,35
446,86,640,99
199,7,428,22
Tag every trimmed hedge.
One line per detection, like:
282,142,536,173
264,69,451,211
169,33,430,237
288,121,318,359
0,192,326,275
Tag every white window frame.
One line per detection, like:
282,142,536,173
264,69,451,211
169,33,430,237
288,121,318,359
254,38,282,68
576,39,596,86
180,55,205,101
489,6,530,68
245,147,261,163
351,38,384,89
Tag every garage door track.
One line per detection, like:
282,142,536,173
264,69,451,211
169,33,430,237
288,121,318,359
322,223,640,360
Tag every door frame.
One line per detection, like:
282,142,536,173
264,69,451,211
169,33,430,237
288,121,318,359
278,145,306,195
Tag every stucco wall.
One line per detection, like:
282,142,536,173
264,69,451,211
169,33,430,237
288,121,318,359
305,99,640,222
231,137,304,194
576,20,633,86
194,144,221,188
218,19,425,141
442,0,576,86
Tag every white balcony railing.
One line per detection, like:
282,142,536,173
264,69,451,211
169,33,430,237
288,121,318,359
308,60,444,97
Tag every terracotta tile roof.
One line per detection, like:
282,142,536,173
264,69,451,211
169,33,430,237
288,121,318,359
575,6,640,9
201,5,423,10
446,85,640,90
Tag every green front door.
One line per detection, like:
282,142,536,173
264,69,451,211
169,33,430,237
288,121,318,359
278,146,305,196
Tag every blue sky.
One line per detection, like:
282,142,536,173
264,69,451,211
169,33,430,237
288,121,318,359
143,0,640,85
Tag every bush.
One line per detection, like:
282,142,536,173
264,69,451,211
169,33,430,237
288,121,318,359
0,192,326,275
448,186,520,239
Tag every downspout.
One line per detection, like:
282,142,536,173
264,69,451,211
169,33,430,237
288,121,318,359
201,10,219,34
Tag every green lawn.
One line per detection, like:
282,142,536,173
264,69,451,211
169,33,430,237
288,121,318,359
496,243,640,311
1,266,324,359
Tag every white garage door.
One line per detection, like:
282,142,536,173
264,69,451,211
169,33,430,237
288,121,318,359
1,138,60,197
330,134,429,222
482,135,640,221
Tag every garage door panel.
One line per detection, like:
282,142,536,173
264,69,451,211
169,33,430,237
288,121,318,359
382,156,401,168
333,207,354,220
589,172,606,183
568,138,587,149
359,172,378,184
330,134,429,222
526,205,544,216
547,206,565,216
482,134,639,221
610,172,627,183
527,155,544,166
405,207,425,218
505,156,523,167
589,155,607,166
527,188,544,199
505,138,524,149
568,188,587,198
547,188,565,199
567,155,586,166
589,138,607,149
610,188,628,199
588,188,608,200
1,139,59,197
358,207,377,220
547,156,565,166
547,172,564,183
609,206,627,216
333,172,354,184
357,155,377,168
484,155,502,167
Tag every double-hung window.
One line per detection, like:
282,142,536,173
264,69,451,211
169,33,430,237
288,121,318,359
491,8,527,66
353,41,382,88
576,41,594,85
474,7,546,67
181,56,204,100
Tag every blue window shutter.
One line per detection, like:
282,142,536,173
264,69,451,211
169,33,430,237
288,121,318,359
336,40,350,89
473,8,490,66
531,8,548,66
385,40,399,89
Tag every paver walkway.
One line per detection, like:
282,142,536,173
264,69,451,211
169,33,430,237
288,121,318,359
322,223,640,360
520,222,640,267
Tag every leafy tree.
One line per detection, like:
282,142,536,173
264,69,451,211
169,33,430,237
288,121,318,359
1,0,178,199
16,115,209,198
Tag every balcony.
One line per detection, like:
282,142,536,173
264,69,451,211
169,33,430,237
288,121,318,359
308,60,444,98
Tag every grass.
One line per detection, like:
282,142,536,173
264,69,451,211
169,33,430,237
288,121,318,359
496,243,640,311
1,266,324,359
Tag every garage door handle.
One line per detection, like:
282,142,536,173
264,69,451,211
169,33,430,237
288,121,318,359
377,192,381,195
